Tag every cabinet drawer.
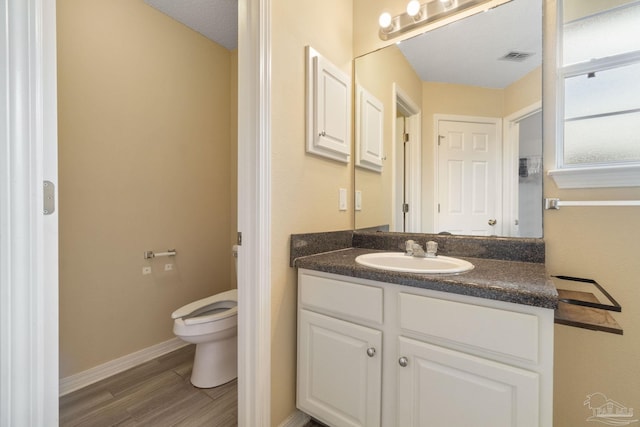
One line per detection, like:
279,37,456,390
399,292,539,363
300,272,383,325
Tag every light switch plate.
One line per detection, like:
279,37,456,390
339,188,347,211
355,190,362,211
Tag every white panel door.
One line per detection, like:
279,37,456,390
298,309,382,427
397,336,539,427
437,119,501,235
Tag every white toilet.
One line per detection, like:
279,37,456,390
172,288,238,388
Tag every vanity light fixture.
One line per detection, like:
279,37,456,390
406,0,423,19
378,0,493,40
378,11,394,33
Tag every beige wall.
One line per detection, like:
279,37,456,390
57,0,237,377
504,67,542,116
354,45,422,230
270,0,354,423
543,1,640,424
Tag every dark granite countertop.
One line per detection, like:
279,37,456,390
294,248,558,309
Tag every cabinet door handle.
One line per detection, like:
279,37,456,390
366,347,376,357
398,356,408,367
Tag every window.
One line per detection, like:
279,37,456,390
550,0,640,188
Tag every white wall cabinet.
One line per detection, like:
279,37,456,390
306,46,351,163
297,269,554,427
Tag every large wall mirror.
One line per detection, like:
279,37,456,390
354,0,543,238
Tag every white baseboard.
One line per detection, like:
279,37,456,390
59,337,188,396
278,410,311,427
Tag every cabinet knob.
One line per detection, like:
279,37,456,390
366,347,376,357
488,218,497,226
398,356,408,367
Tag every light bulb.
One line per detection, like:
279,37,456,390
406,0,421,17
378,12,392,30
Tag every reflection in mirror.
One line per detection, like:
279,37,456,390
354,0,543,238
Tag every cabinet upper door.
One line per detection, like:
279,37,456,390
298,309,382,427
397,336,539,427
306,47,351,163
356,85,384,172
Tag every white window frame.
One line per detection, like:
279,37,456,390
548,0,640,189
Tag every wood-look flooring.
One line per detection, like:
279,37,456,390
60,344,327,427
59,345,237,427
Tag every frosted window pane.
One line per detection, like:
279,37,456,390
563,2,640,65
564,111,640,165
564,62,640,119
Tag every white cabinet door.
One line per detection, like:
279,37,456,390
298,309,382,427
306,47,351,163
397,336,539,427
356,85,384,172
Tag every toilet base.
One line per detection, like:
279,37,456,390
190,334,238,388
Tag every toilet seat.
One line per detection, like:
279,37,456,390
172,289,237,325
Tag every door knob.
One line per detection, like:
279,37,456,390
366,347,376,357
398,356,409,367
488,219,497,226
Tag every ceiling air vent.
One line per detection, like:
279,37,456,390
499,51,533,62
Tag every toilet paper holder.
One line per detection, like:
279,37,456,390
144,249,177,259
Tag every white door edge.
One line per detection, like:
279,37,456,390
237,0,272,426
392,84,422,233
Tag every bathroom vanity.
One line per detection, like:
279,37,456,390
292,233,557,427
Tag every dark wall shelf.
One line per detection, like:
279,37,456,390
552,276,623,335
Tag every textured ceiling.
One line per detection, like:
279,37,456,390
144,0,238,50
397,0,542,88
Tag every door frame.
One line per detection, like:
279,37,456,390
502,101,542,237
433,114,503,234
2,0,272,425
392,84,421,233
237,0,272,425
1,0,59,424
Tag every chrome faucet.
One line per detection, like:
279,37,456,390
426,241,438,258
405,240,426,257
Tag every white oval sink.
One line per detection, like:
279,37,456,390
355,252,474,274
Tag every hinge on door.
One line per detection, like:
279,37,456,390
438,135,444,146
237,232,242,245
403,133,409,144
43,181,55,215
402,203,409,213
438,203,441,213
